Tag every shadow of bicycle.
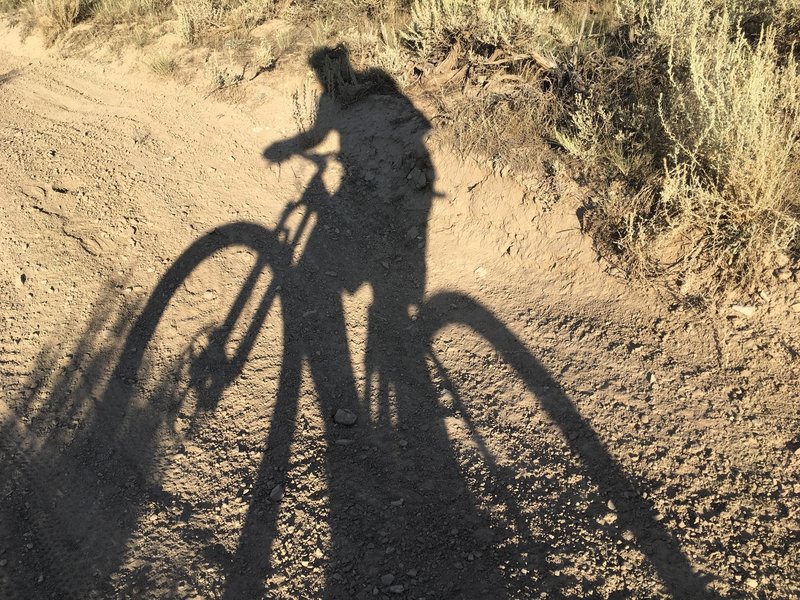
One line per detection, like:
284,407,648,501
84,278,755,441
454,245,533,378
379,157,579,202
0,47,717,600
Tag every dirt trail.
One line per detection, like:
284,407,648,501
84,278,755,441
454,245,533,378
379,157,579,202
1,25,799,600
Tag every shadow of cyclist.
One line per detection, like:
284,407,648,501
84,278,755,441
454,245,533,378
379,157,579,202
220,45,719,600
225,45,520,598
0,45,721,600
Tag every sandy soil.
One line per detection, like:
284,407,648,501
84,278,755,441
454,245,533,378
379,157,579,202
1,24,799,600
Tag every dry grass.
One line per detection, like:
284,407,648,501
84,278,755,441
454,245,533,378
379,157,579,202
2,0,799,296
558,0,800,296
33,0,81,33
147,51,177,75
92,0,170,24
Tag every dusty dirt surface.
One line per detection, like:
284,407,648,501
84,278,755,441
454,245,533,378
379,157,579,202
1,24,800,600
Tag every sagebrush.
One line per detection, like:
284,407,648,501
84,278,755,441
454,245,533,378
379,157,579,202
3,0,799,296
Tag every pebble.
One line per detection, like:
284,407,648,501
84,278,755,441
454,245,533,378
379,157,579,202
775,268,792,281
790,303,800,313
333,408,357,426
389,584,405,594
406,167,427,190
0,559,7,567
607,499,616,511
269,484,283,501
380,573,395,586
622,530,635,542
439,390,455,406
732,305,756,317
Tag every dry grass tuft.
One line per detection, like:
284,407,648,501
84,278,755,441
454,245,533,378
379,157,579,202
147,51,177,75
33,0,80,33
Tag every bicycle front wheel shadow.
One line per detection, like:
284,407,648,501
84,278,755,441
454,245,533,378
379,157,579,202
420,292,715,599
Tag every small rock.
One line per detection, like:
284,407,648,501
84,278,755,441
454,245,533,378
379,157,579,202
269,484,283,501
439,390,455,406
775,268,792,281
380,573,395,586
646,372,657,384
406,167,427,190
0,559,7,567
333,408,357,426
731,305,756,317
745,578,758,589
607,499,616,511
20,185,46,201
390,498,404,507
775,252,791,268
406,226,419,239
597,512,617,525
622,530,635,542
389,584,404,594
790,303,800,313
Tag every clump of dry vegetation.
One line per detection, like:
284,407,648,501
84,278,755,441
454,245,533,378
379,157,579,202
146,50,177,74
558,0,800,295
2,0,799,298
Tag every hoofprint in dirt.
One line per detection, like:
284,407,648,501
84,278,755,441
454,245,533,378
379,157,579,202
1,24,799,600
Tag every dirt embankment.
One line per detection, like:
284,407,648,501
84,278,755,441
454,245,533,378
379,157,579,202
1,24,799,600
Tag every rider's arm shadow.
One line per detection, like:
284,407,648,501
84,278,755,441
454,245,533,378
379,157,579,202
263,97,335,163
